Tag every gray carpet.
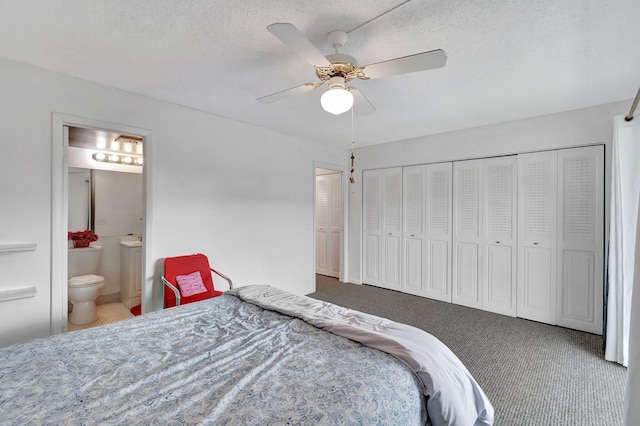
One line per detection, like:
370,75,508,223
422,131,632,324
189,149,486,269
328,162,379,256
309,275,627,426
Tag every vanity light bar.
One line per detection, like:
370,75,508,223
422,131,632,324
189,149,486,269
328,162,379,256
92,152,143,166
114,136,144,155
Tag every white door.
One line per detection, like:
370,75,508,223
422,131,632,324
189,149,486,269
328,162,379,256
452,159,483,309
483,156,517,316
363,170,382,286
381,168,403,290
328,173,342,277
425,162,453,302
402,165,426,296
557,145,604,334
517,150,558,324
316,172,341,278
315,175,330,276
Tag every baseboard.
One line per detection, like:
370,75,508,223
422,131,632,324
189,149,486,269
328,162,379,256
97,292,121,305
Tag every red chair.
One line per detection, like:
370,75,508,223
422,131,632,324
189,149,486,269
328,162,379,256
161,253,233,308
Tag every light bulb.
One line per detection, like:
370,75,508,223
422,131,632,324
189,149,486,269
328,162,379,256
123,156,133,164
136,157,144,165
96,136,106,149
109,154,119,162
320,87,354,115
94,152,106,161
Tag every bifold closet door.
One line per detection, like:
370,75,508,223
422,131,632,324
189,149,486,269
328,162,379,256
316,173,341,278
381,168,403,290
363,168,402,290
483,156,517,316
402,165,426,296
517,150,558,324
452,159,483,309
363,170,382,286
425,162,453,302
557,145,604,334
316,175,330,276
328,173,342,278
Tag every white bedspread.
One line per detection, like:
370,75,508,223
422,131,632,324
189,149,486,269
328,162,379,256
228,285,495,426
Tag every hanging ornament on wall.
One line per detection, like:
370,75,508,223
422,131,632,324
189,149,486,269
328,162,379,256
349,106,356,184
350,151,355,184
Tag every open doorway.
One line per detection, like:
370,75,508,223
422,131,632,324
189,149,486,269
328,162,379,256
66,126,144,331
51,113,152,336
315,167,343,280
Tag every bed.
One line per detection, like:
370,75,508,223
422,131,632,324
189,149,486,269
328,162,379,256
0,285,493,425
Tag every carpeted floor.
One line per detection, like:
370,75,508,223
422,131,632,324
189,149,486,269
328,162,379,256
309,275,627,426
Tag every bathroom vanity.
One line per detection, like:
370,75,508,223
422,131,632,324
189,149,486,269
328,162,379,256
120,241,142,309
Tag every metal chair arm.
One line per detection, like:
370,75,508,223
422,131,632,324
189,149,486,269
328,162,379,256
211,268,233,289
162,276,181,306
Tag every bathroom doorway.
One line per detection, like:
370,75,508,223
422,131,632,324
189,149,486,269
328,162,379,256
66,126,144,331
51,113,152,336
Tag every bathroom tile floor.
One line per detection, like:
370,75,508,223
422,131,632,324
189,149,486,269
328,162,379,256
67,302,134,332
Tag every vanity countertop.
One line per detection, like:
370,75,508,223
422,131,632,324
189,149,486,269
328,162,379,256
120,241,142,248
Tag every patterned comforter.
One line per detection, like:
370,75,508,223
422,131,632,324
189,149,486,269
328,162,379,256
0,293,427,425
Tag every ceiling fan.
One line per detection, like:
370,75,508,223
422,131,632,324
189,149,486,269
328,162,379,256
257,22,447,115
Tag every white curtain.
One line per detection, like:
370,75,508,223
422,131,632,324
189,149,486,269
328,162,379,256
624,198,640,424
605,115,640,366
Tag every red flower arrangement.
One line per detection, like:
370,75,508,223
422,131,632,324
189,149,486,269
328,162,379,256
68,230,99,248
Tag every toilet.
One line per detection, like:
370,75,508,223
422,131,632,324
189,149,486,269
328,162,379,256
68,245,105,325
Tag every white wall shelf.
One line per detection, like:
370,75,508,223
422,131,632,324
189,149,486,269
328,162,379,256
0,243,37,254
0,287,37,303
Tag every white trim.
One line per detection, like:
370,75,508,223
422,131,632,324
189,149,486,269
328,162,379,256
313,161,349,286
51,113,153,335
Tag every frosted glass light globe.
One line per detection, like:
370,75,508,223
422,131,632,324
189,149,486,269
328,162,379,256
321,88,354,115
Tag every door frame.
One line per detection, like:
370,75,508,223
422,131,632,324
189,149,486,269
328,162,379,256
313,161,349,286
51,113,154,334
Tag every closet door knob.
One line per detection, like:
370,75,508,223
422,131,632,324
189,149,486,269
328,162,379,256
533,242,538,245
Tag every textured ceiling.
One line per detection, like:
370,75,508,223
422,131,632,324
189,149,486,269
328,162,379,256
0,0,638,148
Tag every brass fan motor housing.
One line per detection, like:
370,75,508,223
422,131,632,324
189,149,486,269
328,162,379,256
315,53,369,83
315,61,369,83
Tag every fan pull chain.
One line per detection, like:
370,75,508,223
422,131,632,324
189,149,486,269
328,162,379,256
350,107,356,184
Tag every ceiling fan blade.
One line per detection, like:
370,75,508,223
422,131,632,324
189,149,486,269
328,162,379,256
362,49,447,80
351,87,376,114
267,23,331,67
257,83,321,104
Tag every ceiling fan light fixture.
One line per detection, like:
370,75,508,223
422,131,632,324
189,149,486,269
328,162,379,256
320,77,353,115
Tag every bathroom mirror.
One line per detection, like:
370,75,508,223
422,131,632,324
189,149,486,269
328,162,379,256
68,167,92,232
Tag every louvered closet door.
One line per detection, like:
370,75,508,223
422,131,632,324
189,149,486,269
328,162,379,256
517,151,558,324
483,156,517,316
557,145,604,334
315,175,329,276
425,162,453,302
452,159,483,309
381,168,403,290
402,165,426,296
363,170,382,286
328,173,342,278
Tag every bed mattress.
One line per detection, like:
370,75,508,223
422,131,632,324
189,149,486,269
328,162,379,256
0,293,427,424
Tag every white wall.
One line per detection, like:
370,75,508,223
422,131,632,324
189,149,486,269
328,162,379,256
94,169,143,238
0,58,346,346
347,100,631,283
92,169,143,297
